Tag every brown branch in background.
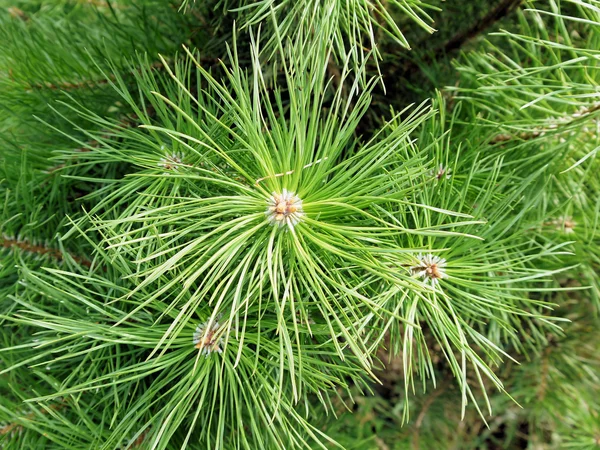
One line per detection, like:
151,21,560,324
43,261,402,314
490,103,600,144
375,339,405,393
0,237,92,268
37,53,223,172
438,0,524,57
397,0,524,78
0,420,21,437
412,380,450,450
189,8,209,27
491,130,543,144
26,55,222,93
44,110,146,174
26,61,167,92
45,146,96,174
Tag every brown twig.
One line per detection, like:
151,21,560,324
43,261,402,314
327,55,343,91
46,146,96,174
28,78,112,91
1,237,92,268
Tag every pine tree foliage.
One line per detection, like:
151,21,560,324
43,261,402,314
1,0,599,449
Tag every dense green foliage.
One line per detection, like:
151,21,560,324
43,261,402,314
1,0,599,449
